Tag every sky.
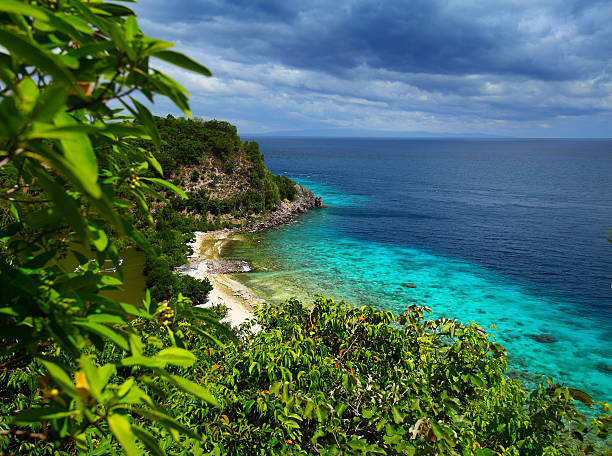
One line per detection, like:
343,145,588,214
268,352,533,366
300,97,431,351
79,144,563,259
133,0,612,137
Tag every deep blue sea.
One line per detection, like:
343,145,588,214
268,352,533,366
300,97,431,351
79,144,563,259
231,137,612,402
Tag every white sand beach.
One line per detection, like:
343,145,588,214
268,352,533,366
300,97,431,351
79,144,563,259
184,231,263,330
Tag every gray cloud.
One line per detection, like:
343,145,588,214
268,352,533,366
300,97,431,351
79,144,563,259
134,0,612,136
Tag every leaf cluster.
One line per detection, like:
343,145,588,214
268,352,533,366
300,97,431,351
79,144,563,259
0,1,221,454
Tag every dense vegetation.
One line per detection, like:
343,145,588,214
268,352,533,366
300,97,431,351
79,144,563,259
140,115,298,220
0,1,610,455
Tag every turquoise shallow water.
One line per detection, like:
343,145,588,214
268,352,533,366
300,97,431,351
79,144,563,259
227,177,612,403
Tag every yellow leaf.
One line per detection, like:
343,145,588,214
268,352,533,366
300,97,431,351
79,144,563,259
75,371,90,402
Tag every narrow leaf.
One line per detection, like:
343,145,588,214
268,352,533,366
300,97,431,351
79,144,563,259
163,374,220,408
132,426,166,456
11,407,75,424
153,50,212,77
39,359,77,398
73,321,129,351
134,408,200,440
567,387,594,408
0,0,50,21
108,414,140,456
126,97,161,148
141,177,187,198
154,347,196,368
121,355,166,369
54,111,99,196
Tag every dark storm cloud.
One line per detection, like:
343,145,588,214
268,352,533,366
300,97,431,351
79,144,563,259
138,0,611,81
134,0,612,136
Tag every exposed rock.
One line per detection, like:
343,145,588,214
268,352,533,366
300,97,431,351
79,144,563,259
402,283,417,288
527,333,557,344
596,363,612,374
248,185,322,231
206,259,252,274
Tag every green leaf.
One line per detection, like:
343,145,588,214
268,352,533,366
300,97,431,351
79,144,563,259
108,414,141,456
40,359,77,398
0,0,50,21
104,124,150,139
0,29,75,87
567,387,594,408
392,406,404,424
163,374,220,408
134,408,201,440
88,223,108,251
80,356,116,401
348,438,367,450
73,321,129,351
29,165,88,242
54,111,99,197
148,72,191,116
129,333,144,357
85,314,125,325
154,347,196,368
142,177,187,199
145,151,163,176
315,405,329,423
153,50,212,77
469,374,485,388
125,15,139,42
32,85,68,122
118,378,135,398
99,275,123,287
11,407,76,424
16,77,39,114
121,355,166,369
132,426,166,456
9,203,19,222
55,12,94,34
125,97,161,149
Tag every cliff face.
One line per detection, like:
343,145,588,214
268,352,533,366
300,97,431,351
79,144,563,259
170,152,256,202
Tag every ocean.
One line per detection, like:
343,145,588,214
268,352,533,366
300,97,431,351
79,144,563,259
229,137,612,402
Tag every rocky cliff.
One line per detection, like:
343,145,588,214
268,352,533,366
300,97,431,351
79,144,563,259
148,116,322,230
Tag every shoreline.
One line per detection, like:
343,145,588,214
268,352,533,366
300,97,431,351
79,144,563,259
185,230,263,330
181,184,322,329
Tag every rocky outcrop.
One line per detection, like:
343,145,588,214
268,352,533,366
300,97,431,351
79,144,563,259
247,184,322,231
205,259,252,274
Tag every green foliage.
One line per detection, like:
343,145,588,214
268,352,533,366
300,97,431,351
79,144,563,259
274,174,299,201
180,297,609,455
143,116,240,171
0,1,220,454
